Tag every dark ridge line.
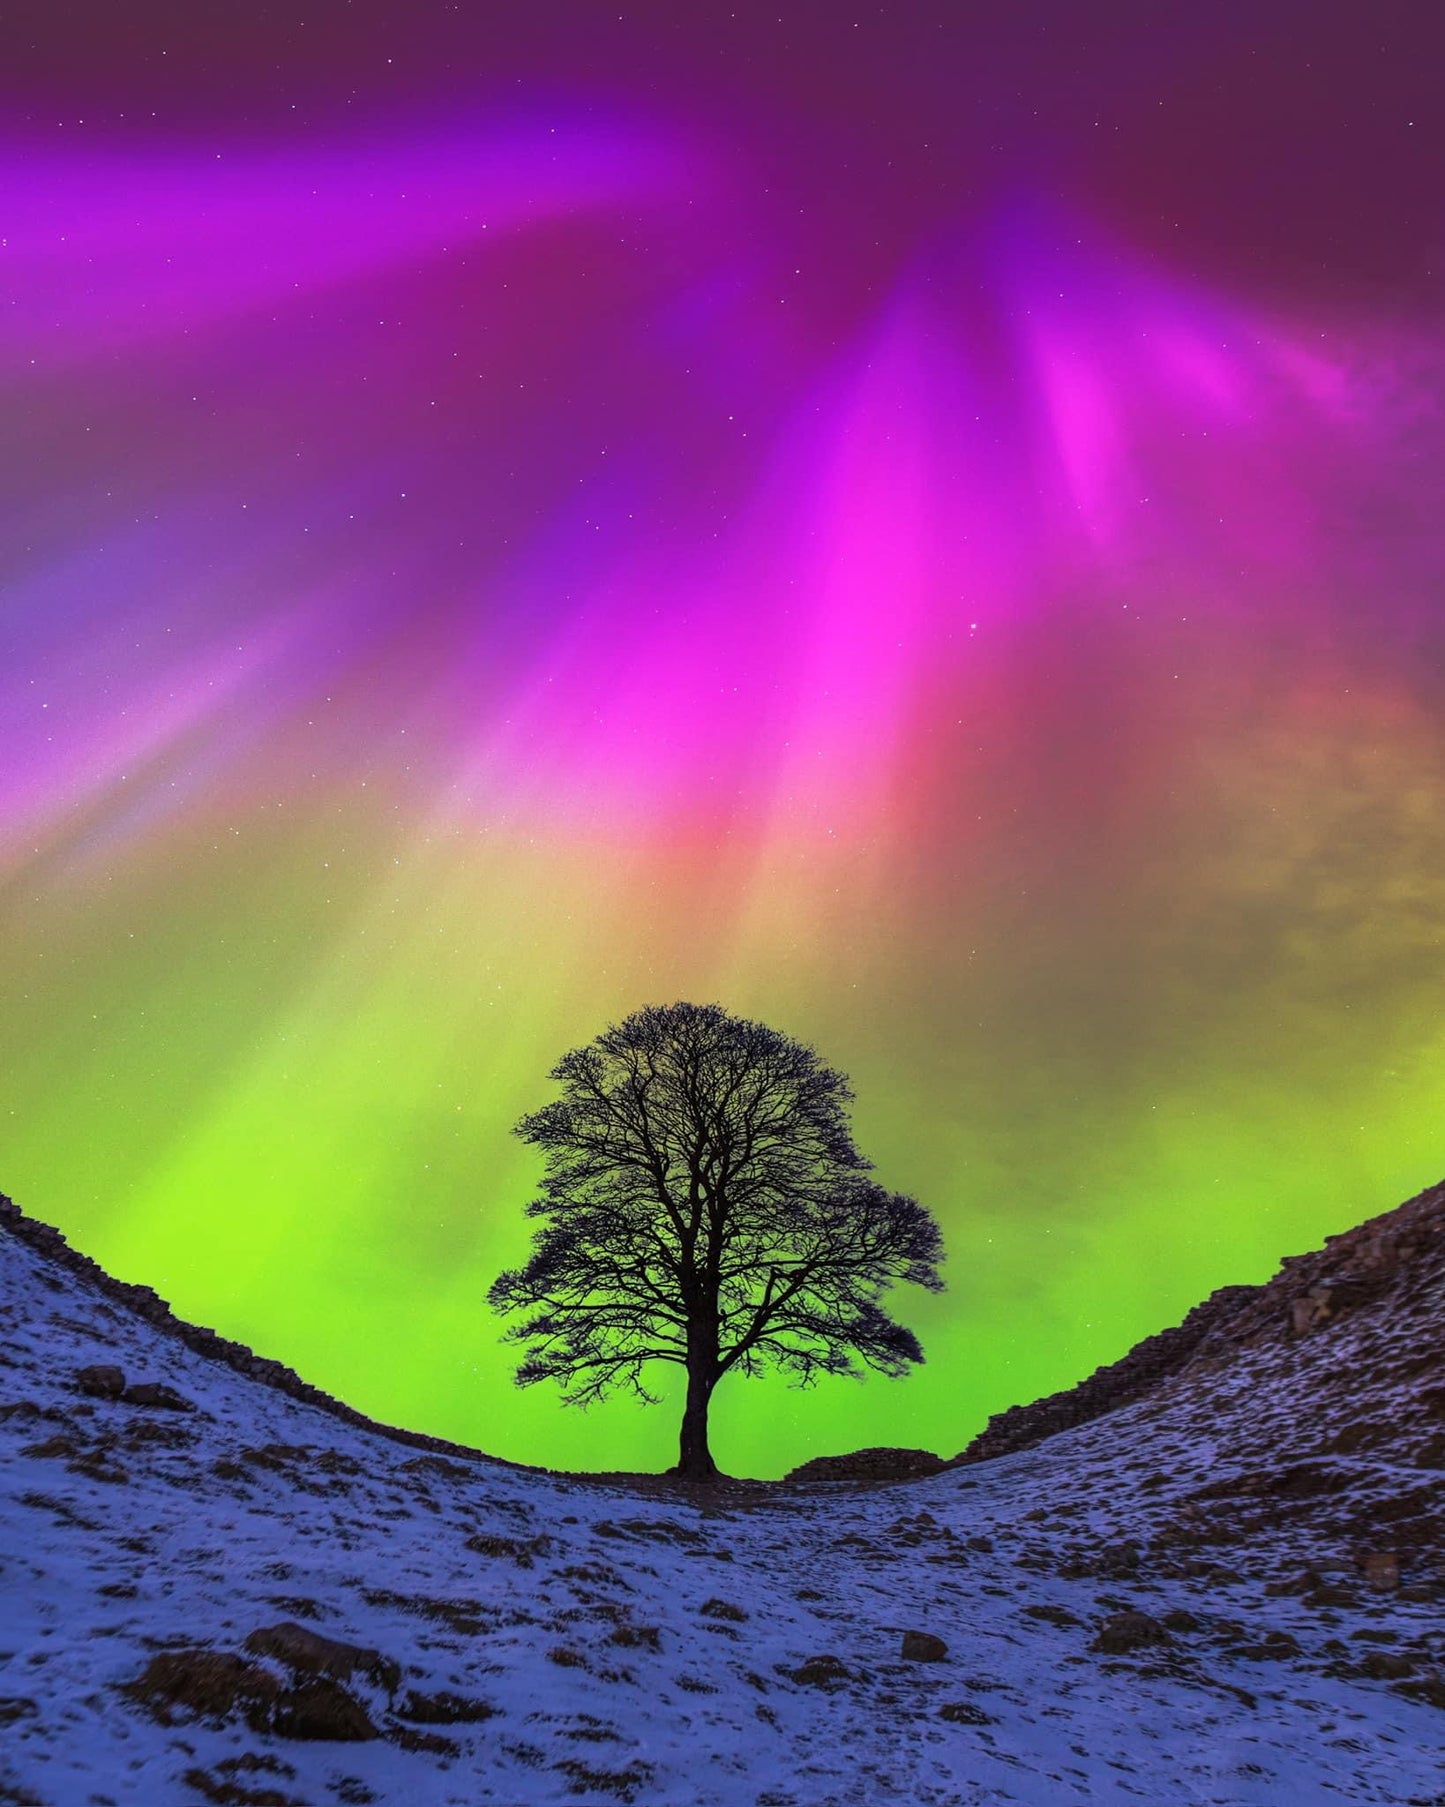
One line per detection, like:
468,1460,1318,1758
953,1175,1444,1467
950,1283,1257,1467
7,1177,1438,1489
0,1192,534,1478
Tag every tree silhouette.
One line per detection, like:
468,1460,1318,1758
489,1001,945,1479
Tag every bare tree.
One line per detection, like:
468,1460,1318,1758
489,1001,945,1479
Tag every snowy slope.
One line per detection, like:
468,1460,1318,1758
1,1192,1442,1806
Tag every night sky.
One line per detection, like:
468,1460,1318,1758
3,2,1443,1475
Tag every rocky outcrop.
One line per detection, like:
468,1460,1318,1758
120,1645,380,1741
956,1179,1444,1466
789,1654,854,1688
243,1623,400,1696
782,1447,948,1485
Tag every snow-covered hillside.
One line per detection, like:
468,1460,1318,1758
1,1188,1441,1805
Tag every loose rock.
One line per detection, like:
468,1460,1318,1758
243,1622,400,1695
75,1364,126,1399
121,1647,282,1729
396,1688,496,1725
939,1700,995,1725
1358,1550,1401,1591
790,1654,852,1688
122,1382,195,1413
1092,1612,1172,1655
270,1677,377,1742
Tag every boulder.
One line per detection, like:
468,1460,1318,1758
122,1381,195,1412
1358,1550,1401,1591
699,1598,748,1622
244,1622,400,1695
939,1700,994,1725
270,1677,377,1742
396,1687,496,1724
790,1654,852,1688
1305,1583,1358,1608
121,1647,281,1729
75,1364,126,1399
900,1630,949,1662
121,1642,380,1742
1398,1673,1445,1709
783,1448,948,1484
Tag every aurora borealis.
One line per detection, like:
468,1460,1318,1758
3,3,1443,1476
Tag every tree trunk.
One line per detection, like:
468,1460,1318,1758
674,1362,719,1480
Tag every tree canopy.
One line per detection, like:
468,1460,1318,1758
489,1001,945,1478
